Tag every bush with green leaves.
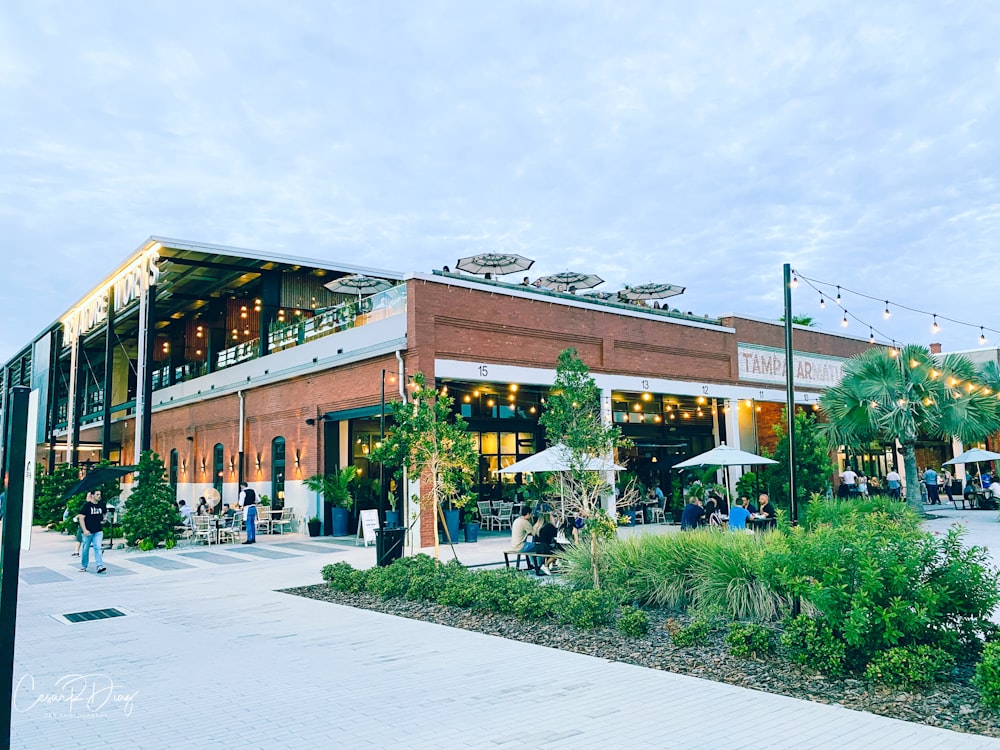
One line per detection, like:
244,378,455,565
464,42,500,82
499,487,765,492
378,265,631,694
617,606,650,637
801,494,919,531
763,516,999,671
323,562,371,593
557,589,618,629
725,622,774,659
975,642,1000,708
672,619,711,647
33,463,80,527
466,569,539,615
120,451,181,547
864,645,955,687
513,586,566,621
780,615,846,676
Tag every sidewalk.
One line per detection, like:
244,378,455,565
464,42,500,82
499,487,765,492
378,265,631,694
7,515,1000,749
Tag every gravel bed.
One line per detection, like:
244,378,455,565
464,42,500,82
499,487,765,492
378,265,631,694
282,583,1000,738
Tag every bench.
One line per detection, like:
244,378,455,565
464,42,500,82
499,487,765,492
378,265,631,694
503,549,559,572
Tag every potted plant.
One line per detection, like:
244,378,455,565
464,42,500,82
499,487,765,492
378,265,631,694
463,506,480,543
304,467,356,537
306,516,321,537
384,483,401,528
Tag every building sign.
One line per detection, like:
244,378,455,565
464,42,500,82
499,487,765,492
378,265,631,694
62,247,161,346
737,343,844,388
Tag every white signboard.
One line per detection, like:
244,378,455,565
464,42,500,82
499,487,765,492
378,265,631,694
21,389,39,551
737,344,844,389
357,509,379,547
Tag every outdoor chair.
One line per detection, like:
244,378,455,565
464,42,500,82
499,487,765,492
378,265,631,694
477,501,497,530
255,508,273,535
272,507,295,535
496,502,514,530
648,498,666,524
193,516,217,545
218,514,242,544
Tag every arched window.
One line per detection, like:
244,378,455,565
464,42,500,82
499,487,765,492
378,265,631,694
169,449,179,496
271,437,286,510
213,443,224,496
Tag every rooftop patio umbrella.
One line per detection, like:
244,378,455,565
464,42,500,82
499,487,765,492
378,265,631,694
580,291,614,301
944,447,1000,488
60,465,136,501
323,274,393,301
619,282,685,302
532,272,604,293
673,443,777,502
455,252,534,276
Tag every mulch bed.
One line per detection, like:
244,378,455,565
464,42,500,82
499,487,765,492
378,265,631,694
282,583,1000,738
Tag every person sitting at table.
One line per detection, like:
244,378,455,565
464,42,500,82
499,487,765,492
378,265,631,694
989,478,1000,505
177,500,194,526
221,503,236,520
740,495,757,514
703,497,717,526
533,512,562,574
196,497,211,515
680,497,705,531
707,500,725,529
511,505,544,575
756,493,776,520
728,497,751,531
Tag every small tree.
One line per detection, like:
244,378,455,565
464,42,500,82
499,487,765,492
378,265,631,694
120,451,181,548
33,462,79,527
539,348,627,588
763,408,834,513
369,371,478,559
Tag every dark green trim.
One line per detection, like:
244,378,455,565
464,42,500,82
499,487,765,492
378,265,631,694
321,405,382,422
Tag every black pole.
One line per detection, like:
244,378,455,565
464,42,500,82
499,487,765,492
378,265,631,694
783,263,798,526
379,369,386,528
1,385,30,745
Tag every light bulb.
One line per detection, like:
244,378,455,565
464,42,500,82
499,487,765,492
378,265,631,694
791,274,798,288
869,329,875,344
980,328,988,346
931,315,940,335
841,311,848,328
836,286,842,305
883,302,891,319
819,296,825,309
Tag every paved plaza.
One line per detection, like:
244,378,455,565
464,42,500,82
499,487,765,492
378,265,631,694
6,506,1000,749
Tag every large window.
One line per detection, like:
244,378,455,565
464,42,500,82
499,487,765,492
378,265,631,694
169,449,178,496
271,436,286,510
213,443,224,495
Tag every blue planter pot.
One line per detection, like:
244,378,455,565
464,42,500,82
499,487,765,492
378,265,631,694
330,506,349,537
441,509,460,543
463,522,480,543
622,509,636,526
384,510,400,528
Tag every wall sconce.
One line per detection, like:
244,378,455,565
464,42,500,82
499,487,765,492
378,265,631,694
294,449,301,468
181,458,187,474
255,453,262,471
200,457,206,474
229,456,235,475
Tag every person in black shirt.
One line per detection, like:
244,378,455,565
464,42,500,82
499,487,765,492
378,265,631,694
680,497,705,530
78,490,107,574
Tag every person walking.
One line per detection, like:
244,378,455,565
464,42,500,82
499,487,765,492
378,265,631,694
242,493,258,544
923,466,940,505
78,490,107,574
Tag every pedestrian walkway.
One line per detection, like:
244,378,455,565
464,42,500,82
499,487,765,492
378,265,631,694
7,516,1000,749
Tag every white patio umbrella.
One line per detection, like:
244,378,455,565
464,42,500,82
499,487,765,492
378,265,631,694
498,443,625,474
944,447,1000,487
533,272,604,293
323,274,393,302
619,282,686,302
673,443,777,500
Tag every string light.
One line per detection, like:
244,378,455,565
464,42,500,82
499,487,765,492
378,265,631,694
981,327,988,346
819,295,825,309
883,301,891,319
835,286,842,305
791,274,798,288
841,310,849,328
931,315,940,335
869,328,875,344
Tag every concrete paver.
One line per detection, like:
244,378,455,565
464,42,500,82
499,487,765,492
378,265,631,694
5,509,1000,749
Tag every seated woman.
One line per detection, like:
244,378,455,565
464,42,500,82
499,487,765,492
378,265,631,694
533,512,562,573
196,497,211,516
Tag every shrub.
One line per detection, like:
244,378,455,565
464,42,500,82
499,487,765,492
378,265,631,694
558,589,618,629
725,622,774,659
323,562,370,593
164,538,176,550
802,494,918,531
138,539,154,551
672,620,711,647
467,570,539,615
975,642,1000,708
618,606,650,637
780,615,845,676
864,645,955,687
513,587,565,621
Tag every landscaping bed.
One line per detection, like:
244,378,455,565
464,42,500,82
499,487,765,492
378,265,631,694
282,582,1000,738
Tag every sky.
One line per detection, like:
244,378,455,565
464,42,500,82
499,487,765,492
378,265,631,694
2,1,1000,363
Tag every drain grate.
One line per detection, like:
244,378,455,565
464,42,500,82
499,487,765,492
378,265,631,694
62,608,126,624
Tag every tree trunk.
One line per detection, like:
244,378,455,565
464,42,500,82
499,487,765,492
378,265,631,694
590,533,600,589
901,443,923,515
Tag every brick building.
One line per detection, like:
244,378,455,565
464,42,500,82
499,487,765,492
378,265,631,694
1,237,875,546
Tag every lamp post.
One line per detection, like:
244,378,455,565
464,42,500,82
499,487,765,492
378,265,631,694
379,368,386,529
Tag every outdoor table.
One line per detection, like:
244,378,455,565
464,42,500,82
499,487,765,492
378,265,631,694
747,516,776,532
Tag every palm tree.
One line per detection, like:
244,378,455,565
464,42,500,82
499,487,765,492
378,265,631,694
820,345,1000,514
